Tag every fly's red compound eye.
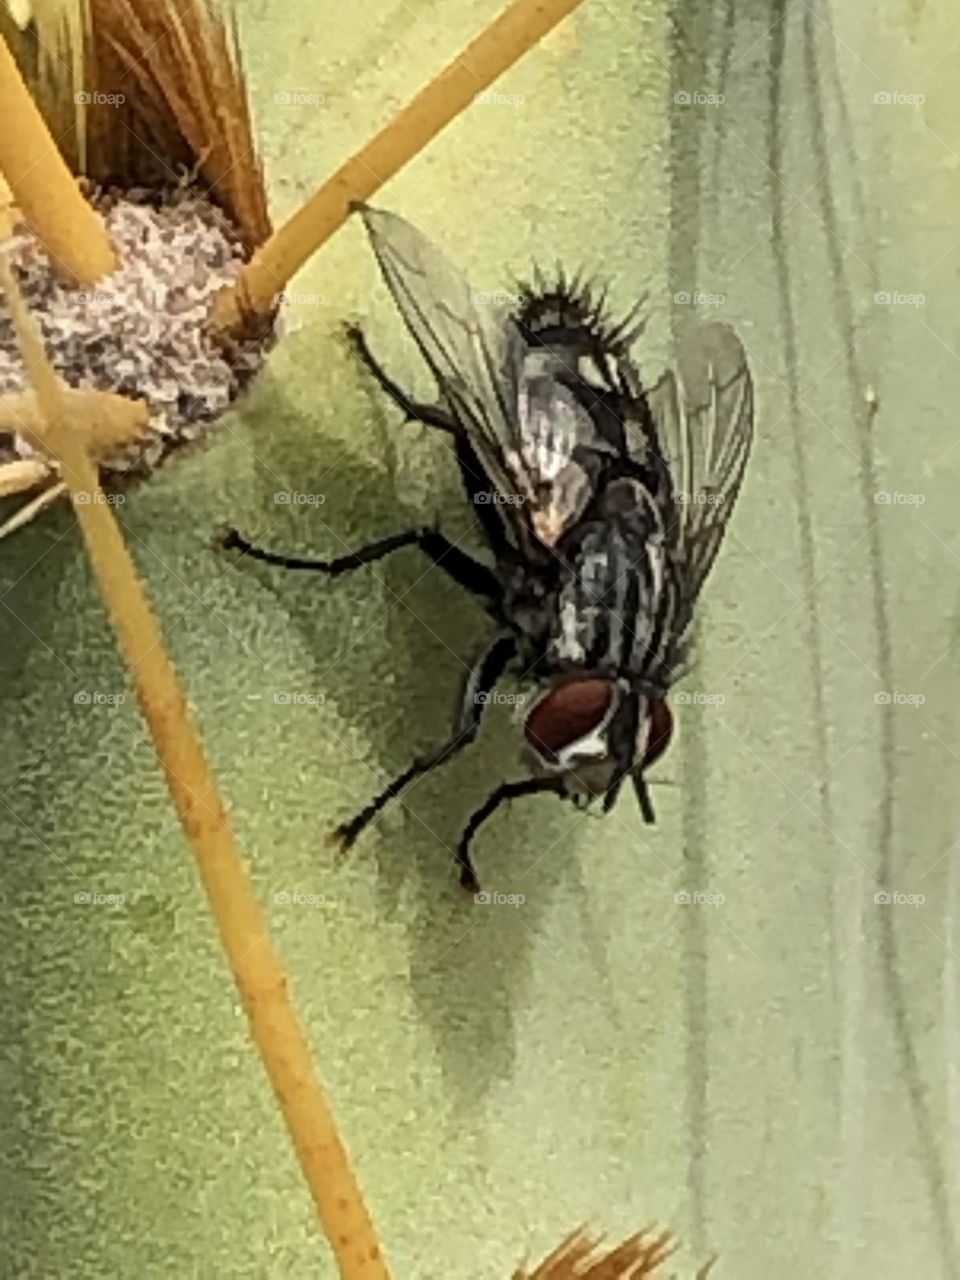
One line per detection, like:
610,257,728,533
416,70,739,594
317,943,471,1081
641,699,673,769
524,675,616,762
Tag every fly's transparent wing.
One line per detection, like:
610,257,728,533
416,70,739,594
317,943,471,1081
643,320,754,645
357,204,536,512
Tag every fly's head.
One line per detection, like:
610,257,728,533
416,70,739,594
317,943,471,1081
522,675,674,800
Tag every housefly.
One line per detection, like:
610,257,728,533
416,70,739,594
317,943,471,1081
221,204,754,892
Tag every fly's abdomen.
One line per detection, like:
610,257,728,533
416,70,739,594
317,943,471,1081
548,479,666,676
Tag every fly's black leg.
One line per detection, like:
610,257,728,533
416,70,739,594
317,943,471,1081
220,525,502,606
453,434,513,559
631,770,657,824
332,634,517,854
417,531,501,605
347,324,510,556
219,525,425,574
345,326,510,549
346,324,456,432
601,692,641,814
456,776,567,893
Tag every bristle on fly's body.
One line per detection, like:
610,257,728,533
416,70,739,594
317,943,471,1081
513,269,648,361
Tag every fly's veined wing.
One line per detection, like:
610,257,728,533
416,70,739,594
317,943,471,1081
644,320,754,635
356,204,535,512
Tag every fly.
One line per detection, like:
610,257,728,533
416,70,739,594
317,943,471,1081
220,204,754,892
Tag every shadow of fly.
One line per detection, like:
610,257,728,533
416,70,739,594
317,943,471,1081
221,204,754,892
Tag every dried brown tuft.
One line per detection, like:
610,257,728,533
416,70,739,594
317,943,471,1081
515,1227,679,1280
14,0,270,251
